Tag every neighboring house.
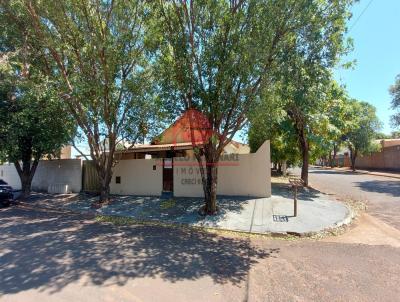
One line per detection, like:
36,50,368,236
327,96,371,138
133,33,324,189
42,145,72,160
328,139,400,170
59,145,72,159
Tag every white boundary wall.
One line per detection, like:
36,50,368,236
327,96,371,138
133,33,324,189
174,140,271,198
0,159,83,192
32,159,83,192
1,140,270,197
110,158,163,196
0,163,21,190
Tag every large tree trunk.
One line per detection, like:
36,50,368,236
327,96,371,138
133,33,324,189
205,162,218,214
294,121,309,186
349,146,357,171
14,158,39,200
331,144,338,167
98,171,112,203
300,135,309,186
288,108,309,186
277,162,282,174
94,149,115,204
87,131,117,205
194,142,219,215
281,161,287,176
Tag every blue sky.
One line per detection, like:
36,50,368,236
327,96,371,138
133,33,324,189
335,0,400,134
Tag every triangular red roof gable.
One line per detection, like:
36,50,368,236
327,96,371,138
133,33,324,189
153,109,214,146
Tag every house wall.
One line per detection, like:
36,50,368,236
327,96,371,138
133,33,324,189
223,142,251,154
0,159,82,192
355,145,400,170
110,158,163,195
173,140,271,198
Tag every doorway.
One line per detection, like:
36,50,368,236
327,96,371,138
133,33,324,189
163,158,173,192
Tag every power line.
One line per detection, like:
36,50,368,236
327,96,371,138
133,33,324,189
349,0,374,32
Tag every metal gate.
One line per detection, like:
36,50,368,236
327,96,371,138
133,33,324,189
82,161,101,193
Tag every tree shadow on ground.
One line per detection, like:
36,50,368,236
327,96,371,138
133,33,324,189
22,193,266,226
271,183,323,201
354,180,400,197
0,207,278,295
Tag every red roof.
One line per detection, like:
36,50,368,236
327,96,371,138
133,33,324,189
153,109,214,146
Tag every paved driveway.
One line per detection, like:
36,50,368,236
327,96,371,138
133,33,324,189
1,206,400,301
303,167,400,231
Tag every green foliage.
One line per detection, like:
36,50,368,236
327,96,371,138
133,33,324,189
0,47,74,165
1,0,166,200
309,83,351,159
248,88,300,166
343,99,381,156
151,0,353,146
390,130,400,139
159,199,176,210
390,74,400,128
253,0,354,180
374,132,392,140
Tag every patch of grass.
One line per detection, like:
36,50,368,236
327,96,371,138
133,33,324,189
271,176,290,184
95,214,190,229
95,215,138,226
160,198,176,210
95,214,303,241
343,198,367,215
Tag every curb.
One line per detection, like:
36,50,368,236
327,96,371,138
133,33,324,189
353,170,400,180
96,208,356,239
14,199,355,239
317,166,400,180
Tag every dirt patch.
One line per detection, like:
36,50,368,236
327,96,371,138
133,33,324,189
323,213,400,247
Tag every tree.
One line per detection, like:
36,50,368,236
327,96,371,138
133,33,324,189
248,88,300,175
0,53,74,198
343,99,381,171
390,130,400,139
2,1,155,203
390,74,400,128
271,0,353,185
152,0,333,214
315,83,350,167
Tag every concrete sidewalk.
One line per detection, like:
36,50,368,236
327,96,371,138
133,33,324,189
201,184,352,235
23,183,352,236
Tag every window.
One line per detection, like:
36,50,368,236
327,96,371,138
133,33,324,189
116,176,121,184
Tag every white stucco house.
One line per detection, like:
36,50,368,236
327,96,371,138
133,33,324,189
0,109,271,198
110,109,271,198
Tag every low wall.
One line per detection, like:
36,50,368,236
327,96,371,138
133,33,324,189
356,145,400,171
0,159,83,192
0,163,21,190
173,140,271,198
32,159,83,192
110,158,163,195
